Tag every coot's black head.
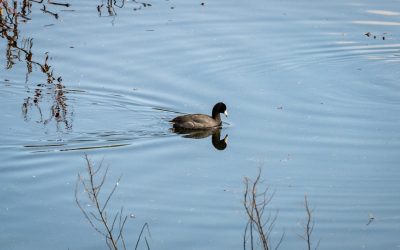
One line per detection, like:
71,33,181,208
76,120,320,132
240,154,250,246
212,102,228,118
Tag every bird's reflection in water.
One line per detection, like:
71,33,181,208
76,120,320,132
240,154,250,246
171,127,228,150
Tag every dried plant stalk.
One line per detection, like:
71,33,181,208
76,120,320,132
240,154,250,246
75,154,150,250
299,195,320,250
243,168,284,250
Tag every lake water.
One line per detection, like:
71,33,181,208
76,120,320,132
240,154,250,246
1,0,399,249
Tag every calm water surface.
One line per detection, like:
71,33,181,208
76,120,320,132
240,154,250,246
1,0,400,249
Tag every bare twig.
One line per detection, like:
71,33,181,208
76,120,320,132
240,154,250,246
243,168,284,250
299,195,320,250
135,223,151,250
75,154,126,250
75,154,151,250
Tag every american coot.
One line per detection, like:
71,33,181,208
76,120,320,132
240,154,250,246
170,102,228,129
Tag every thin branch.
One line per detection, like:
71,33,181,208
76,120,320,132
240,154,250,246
135,223,151,250
102,176,122,213
243,168,284,250
300,195,320,250
75,154,150,250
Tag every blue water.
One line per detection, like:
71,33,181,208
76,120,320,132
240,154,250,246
1,0,400,249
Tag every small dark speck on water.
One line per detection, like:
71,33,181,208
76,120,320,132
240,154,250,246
382,36,385,40
365,32,371,37
170,6,175,9
373,35,376,39
201,2,205,6
69,46,74,48
366,213,375,226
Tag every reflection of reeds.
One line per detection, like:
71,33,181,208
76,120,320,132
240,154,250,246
1,0,73,130
1,1,67,80
96,0,151,16
243,169,284,250
75,154,150,250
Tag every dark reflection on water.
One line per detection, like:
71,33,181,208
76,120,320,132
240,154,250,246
22,76,73,131
172,127,229,150
96,0,152,16
22,127,172,153
1,0,73,131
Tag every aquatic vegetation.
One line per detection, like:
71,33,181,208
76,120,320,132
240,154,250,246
96,0,152,16
243,169,319,250
0,0,73,130
75,154,151,250
243,169,284,250
299,196,320,250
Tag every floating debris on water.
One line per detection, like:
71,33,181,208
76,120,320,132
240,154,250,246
366,213,375,226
